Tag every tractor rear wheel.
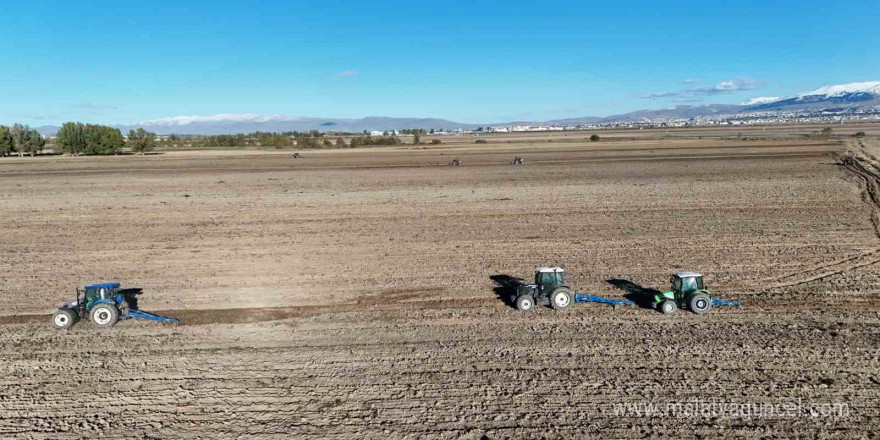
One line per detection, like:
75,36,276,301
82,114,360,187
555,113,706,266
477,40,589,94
52,309,78,330
515,295,535,312
659,299,678,315
90,304,119,329
689,293,712,315
550,287,573,311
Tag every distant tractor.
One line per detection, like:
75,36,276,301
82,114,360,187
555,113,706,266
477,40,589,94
653,272,715,315
511,156,524,165
449,158,461,166
52,282,180,330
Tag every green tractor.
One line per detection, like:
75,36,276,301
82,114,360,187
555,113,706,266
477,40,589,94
653,272,714,315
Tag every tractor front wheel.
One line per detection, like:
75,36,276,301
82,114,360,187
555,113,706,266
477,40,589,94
515,295,535,312
90,304,119,329
689,293,712,315
659,299,678,315
52,309,78,330
550,288,573,311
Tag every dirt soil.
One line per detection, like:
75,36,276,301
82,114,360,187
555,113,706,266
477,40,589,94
1,131,878,438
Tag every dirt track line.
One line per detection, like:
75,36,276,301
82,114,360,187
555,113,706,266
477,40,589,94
767,248,880,283
839,152,880,239
0,151,830,177
0,295,499,327
771,256,880,289
765,154,880,289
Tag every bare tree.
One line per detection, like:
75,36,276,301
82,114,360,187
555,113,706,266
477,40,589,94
127,128,157,154
10,124,30,157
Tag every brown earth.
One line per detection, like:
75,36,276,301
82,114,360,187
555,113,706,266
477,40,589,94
0,129,878,438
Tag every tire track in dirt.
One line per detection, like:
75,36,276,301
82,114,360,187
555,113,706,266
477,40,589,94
768,248,880,283
0,150,831,177
1,306,877,438
0,289,499,327
771,256,880,289
766,153,880,289
844,153,880,238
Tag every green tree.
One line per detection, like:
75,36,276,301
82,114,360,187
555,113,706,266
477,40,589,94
81,124,124,155
10,123,30,157
24,129,45,156
127,128,157,154
413,133,420,145
56,122,87,155
295,135,323,149
0,126,13,156
349,136,402,148
335,137,346,148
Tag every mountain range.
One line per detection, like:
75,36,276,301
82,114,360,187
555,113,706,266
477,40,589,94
33,81,880,136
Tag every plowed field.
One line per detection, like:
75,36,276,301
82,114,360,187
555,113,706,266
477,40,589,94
1,134,878,438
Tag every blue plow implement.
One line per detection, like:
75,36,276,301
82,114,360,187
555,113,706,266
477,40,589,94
574,293,634,306
711,298,742,307
126,309,180,323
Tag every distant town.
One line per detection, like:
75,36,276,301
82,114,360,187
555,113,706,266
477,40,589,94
415,107,880,136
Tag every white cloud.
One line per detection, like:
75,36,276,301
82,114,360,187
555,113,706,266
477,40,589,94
335,70,359,78
642,79,761,99
141,113,303,126
740,96,781,105
75,102,119,110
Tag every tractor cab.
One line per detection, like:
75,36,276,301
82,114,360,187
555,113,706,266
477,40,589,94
534,267,565,293
81,282,121,309
513,267,573,311
654,271,714,315
671,272,703,297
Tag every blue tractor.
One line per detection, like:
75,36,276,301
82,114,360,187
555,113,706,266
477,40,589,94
52,282,180,330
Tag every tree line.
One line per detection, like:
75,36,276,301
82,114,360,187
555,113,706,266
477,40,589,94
2,122,412,156
165,132,404,149
349,136,401,147
0,124,46,156
56,123,157,155
1,122,158,157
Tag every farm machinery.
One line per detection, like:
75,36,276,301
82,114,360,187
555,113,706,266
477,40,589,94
52,282,180,330
653,271,741,315
513,267,634,311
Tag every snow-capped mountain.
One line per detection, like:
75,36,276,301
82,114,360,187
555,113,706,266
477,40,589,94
583,81,880,123
29,80,880,136
110,116,485,135
141,113,307,126
744,81,880,111
797,81,880,98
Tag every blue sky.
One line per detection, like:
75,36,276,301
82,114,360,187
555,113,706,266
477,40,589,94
1,0,877,125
